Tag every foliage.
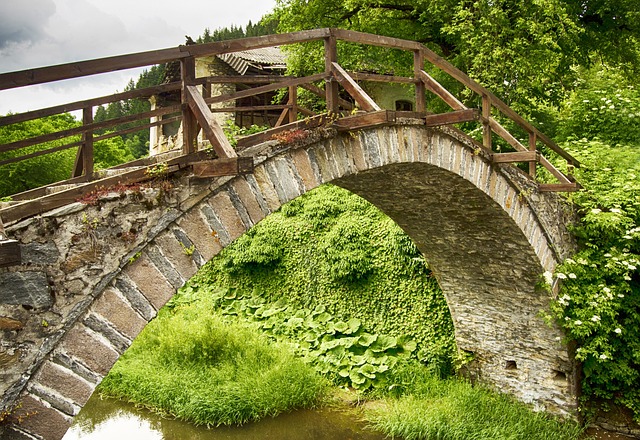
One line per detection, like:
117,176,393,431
195,184,457,376
221,121,269,148
173,284,419,391
197,20,278,43
0,114,133,197
99,297,327,427
546,139,640,420
364,362,587,440
558,67,640,146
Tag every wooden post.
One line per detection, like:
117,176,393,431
181,56,198,155
324,35,339,114
413,50,426,113
288,85,298,123
482,94,492,149
83,106,94,178
528,131,537,178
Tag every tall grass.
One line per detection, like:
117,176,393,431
364,362,588,440
98,298,327,427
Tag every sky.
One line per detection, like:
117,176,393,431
0,0,278,115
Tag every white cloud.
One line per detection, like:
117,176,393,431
0,0,57,49
0,0,277,114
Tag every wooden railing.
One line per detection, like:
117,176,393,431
0,28,579,227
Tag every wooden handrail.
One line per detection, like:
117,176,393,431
0,27,580,205
0,82,181,127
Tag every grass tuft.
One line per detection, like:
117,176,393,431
364,362,587,440
98,299,327,427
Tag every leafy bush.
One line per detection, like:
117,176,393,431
558,68,640,146
547,139,640,420
194,184,457,376
176,284,419,390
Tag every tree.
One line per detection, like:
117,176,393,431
0,114,134,197
272,0,640,114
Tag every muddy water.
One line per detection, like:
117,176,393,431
63,393,387,440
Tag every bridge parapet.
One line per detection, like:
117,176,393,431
0,28,579,232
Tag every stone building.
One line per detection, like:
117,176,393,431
149,47,287,155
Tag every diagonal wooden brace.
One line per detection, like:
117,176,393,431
330,62,381,112
185,85,237,159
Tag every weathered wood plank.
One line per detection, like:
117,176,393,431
348,71,415,84
0,106,181,154
539,183,580,192
208,105,289,113
186,85,236,159
191,157,254,177
0,48,187,91
331,63,380,112
425,109,479,126
492,151,539,164
331,28,423,51
488,119,527,152
482,95,492,149
332,110,395,131
184,29,331,57
414,51,426,113
539,156,573,185
0,82,181,127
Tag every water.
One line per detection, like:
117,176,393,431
63,393,387,440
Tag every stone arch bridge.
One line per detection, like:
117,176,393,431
0,121,578,439
0,29,581,439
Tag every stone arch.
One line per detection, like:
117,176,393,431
0,122,577,440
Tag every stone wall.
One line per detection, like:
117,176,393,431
0,120,578,439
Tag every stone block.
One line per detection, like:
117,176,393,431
9,394,71,440
61,325,119,377
92,288,147,341
0,271,52,309
176,207,222,262
154,232,199,282
230,177,268,226
33,362,94,408
208,192,246,242
124,253,174,311
19,242,59,265
251,166,281,211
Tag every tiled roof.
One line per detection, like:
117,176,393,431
218,47,286,75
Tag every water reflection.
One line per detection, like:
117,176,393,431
64,394,387,440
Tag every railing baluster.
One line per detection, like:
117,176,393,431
414,50,426,113
482,94,492,149
181,56,198,155
324,35,339,114
83,106,94,179
72,106,94,180
529,131,537,178
288,85,298,123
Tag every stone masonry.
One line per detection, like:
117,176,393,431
0,119,578,439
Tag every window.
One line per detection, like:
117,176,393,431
395,100,413,111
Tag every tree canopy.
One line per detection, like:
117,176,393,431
271,0,640,112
